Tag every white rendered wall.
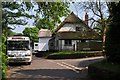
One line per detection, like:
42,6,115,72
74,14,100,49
58,23,84,32
38,37,51,51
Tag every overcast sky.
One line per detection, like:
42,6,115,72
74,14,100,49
12,3,90,33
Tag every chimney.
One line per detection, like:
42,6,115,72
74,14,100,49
85,13,88,26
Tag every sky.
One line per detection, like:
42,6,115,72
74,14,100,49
12,3,91,33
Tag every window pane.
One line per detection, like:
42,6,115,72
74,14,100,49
65,40,72,46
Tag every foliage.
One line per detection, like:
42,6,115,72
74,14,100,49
2,2,34,37
2,2,70,31
23,27,39,48
0,51,7,79
35,2,70,30
8,30,16,36
105,2,120,63
93,18,108,37
2,2,34,27
14,33,23,36
77,2,109,47
1,34,7,79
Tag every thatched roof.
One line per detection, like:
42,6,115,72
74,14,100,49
55,12,87,32
57,31,101,40
38,29,52,38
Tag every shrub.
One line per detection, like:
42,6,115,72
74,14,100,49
105,2,120,63
1,34,7,79
0,52,7,79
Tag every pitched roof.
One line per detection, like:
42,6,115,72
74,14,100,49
63,12,83,23
55,12,87,32
38,29,52,38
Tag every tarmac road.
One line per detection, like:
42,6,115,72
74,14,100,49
6,55,104,80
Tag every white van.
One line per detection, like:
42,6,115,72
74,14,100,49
7,36,32,64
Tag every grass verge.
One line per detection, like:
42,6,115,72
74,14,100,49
49,51,102,55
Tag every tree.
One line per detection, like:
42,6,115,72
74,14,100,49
105,2,120,63
76,1,109,50
1,2,34,79
93,18,108,37
35,2,70,30
23,27,39,48
2,2,34,36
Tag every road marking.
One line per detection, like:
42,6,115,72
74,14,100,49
46,56,104,74
56,62,80,73
61,62,87,71
47,60,84,73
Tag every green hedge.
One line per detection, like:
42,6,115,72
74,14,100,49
49,51,102,55
46,51,103,59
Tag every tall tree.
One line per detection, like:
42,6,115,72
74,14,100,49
105,2,120,63
23,27,39,48
35,2,70,30
76,1,109,50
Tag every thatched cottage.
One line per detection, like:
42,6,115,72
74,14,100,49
49,12,102,51
36,29,52,51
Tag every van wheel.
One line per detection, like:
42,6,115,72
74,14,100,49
27,62,31,65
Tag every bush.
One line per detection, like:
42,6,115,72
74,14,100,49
0,52,7,79
0,51,7,79
105,2,120,63
1,34,7,79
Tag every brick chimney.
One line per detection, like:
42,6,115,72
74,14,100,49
85,13,88,26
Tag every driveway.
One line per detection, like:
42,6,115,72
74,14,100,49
6,56,104,80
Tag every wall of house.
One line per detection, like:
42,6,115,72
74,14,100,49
38,37,51,51
58,40,78,51
77,40,102,51
58,23,85,32
57,39,102,51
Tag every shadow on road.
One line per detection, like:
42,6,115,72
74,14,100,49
8,63,28,66
7,69,92,80
78,57,105,68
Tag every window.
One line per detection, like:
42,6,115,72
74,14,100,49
35,44,38,46
81,40,86,43
76,27,81,31
64,40,72,46
7,41,30,50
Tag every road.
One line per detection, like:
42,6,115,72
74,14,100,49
6,55,104,80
